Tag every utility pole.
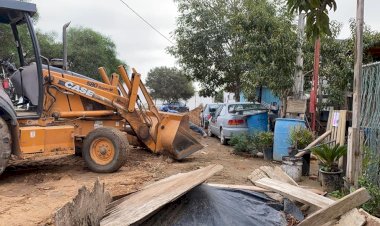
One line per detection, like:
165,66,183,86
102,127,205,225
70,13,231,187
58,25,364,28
294,13,305,98
348,0,364,187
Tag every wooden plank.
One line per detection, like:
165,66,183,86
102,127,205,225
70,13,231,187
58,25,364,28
206,183,269,192
254,178,335,208
358,208,380,226
101,164,223,226
54,179,112,226
270,166,298,186
346,128,354,184
247,168,268,182
337,208,366,226
296,130,332,157
286,99,307,114
298,188,370,226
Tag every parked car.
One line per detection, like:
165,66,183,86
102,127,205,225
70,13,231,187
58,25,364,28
207,102,266,144
162,101,189,112
200,103,222,129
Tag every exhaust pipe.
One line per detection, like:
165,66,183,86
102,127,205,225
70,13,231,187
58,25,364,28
62,21,71,70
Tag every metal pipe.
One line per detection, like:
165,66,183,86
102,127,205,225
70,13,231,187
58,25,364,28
63,21,71,70
98,67,111,85
54,110,115,118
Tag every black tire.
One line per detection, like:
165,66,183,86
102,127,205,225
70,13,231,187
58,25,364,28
82,127,128,173
0,118,11,176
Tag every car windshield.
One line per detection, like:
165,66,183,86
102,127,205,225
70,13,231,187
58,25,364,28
228,104,262,114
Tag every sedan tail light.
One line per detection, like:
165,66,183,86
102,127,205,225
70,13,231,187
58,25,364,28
228,119,245,125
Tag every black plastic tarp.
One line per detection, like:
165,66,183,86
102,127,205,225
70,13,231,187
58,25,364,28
141,184,288,226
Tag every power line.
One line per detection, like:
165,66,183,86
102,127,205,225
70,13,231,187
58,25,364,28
118,0,174,45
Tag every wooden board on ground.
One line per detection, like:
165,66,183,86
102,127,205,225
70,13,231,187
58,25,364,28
254,178,335,208
101,164,223,226
248,168,269,182
358,209,380,226
336,208,366,226
248,166,298,186
54,179,112,226
298,188,370,226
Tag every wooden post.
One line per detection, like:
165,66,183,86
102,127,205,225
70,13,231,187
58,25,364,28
347,0,364,188
310,38,320,132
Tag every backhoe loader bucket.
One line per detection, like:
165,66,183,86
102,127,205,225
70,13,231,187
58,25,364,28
158,113,204,160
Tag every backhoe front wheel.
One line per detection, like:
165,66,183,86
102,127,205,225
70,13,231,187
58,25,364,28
82,127,128,173
0,118,11,176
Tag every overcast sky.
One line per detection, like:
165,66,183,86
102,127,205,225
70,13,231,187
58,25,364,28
33,0,379,78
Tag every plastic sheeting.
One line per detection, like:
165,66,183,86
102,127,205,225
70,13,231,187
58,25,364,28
141,184,288,226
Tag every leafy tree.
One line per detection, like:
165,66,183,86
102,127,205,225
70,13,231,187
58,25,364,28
287,0,337,40
66,27,124,80
146,66,195,102
170,0,254,101
241,1,298,114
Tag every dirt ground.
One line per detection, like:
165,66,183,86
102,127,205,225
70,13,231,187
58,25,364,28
0,133,320,226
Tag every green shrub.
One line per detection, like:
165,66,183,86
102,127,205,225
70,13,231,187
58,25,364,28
289,126,314,150
359,146,380,217
229,131,274,155
359,177,380,217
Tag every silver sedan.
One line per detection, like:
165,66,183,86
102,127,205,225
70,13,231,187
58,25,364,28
207,102,265,144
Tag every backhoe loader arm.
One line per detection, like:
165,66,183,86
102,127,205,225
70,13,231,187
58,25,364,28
45,66,202,159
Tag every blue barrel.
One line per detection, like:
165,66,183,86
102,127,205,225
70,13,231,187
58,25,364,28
273,118,306,161
247,111,268,133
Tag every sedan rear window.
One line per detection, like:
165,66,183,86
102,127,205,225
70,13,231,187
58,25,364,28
228,104,262,114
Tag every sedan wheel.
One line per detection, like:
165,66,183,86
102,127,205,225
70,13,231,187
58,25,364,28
220,129,227,145
207,128,214,137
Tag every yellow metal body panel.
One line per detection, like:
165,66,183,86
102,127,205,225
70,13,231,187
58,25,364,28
19,126,75,155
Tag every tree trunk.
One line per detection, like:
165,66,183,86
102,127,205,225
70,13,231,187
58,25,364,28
280,96,287,118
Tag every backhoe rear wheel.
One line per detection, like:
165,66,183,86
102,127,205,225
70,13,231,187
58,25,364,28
82,127,128,173
0,118,11,176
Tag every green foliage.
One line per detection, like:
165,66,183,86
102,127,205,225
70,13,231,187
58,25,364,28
328,189,348,199
170,0,297,101
289,126,314,149
359,177,380,217
256,131,274,150
312,144,347,172
67,27,124,80
229,134,257,155
359,145,380,217
214,91,224,103
0,23,125,81
241,1,298,104
145,66,194,102
287,0,337,40
229,131,273,155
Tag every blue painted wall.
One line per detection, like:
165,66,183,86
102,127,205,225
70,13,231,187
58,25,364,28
239,87,281,107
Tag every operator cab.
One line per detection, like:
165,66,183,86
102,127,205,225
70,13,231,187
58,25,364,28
0,0,43,118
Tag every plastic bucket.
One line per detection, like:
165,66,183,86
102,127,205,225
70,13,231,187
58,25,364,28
247,111,268,133
281,156,303,182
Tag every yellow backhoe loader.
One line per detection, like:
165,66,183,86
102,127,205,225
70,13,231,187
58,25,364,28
0,1,203,175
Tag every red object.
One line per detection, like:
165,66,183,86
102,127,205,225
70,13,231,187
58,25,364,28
310,38,321,132
2,79,9,89
228,119,245,125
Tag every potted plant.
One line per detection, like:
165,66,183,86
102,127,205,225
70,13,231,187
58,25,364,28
256,132,274,160
289,126,314,152
312,144,347,192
